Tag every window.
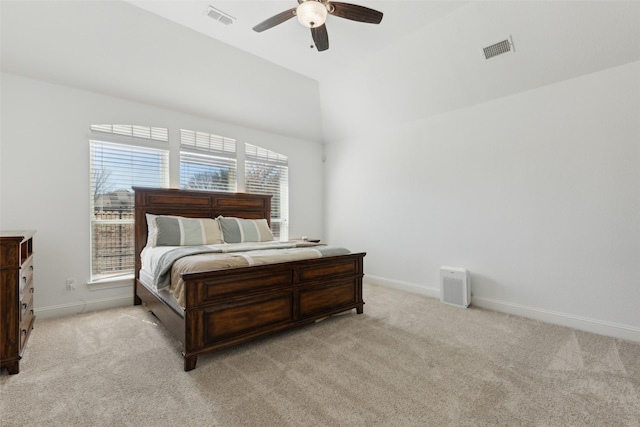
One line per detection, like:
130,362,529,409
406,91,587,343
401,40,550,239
245,143,289,241
180,129,237,192
89,125,290,281
89,125,169,281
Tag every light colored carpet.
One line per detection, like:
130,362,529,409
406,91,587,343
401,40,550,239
1,283,639,426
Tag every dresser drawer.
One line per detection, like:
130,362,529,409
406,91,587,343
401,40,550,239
19,256,34,296
20,285,34,322
20,306,35,350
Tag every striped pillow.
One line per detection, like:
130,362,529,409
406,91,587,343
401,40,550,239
151,215,223,247
218,217,273,243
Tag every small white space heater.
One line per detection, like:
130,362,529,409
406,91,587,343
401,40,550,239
440,266,471,308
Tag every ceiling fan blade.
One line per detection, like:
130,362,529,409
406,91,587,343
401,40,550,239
252,7,297,32
329,2,383,24
311,25,329,52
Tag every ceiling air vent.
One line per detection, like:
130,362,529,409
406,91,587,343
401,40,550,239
482,36,514,60
205,6,235,26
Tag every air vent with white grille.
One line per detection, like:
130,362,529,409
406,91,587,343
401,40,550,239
482,36,514,60
205,6,235,26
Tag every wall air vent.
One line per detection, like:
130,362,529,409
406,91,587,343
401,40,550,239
482,36,514,60
205,6,236,26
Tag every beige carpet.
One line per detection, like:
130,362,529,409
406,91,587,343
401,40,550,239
1,283,639,426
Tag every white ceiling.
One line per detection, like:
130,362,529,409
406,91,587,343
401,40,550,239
125,1,468,82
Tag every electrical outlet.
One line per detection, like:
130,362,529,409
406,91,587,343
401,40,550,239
66,278,76,290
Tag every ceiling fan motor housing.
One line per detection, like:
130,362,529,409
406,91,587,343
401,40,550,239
297,1,329,28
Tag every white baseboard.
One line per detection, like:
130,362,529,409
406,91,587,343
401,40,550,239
471,296,640,343
35,295,133,319
365,274,440,299
364,275,640,344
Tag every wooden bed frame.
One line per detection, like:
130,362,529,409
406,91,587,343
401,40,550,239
133,187,365,371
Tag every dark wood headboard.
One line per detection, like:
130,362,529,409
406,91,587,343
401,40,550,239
133,187,271,280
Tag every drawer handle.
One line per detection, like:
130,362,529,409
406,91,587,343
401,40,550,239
22,329,27,336
30,265,34,271
22,303,27,310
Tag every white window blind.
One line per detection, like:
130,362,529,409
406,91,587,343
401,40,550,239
89,126,169,281
180,129,237,192
90,124,169,142
245,143,289,241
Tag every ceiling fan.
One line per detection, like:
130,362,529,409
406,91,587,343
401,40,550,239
252,0,383,52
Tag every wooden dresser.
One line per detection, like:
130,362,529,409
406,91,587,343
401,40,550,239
0,230,36,374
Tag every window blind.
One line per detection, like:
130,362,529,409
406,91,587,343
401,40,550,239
245,143,289,240
89,126,169,280
180,129,237,192
90,124,169,142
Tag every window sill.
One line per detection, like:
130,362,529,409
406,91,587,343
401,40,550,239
87,275,134,291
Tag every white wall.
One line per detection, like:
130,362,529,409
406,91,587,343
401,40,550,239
0,73,324,317
323,61,640,341
320,1,640,342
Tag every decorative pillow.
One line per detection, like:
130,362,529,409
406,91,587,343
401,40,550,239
146,213,159,247
148,215,223,246
217,217,274,243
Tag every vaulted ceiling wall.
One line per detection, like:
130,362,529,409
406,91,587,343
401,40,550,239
0,0,324,142
319,1,640,143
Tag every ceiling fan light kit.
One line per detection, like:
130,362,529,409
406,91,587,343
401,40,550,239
252,0,383,52
297,1,328,28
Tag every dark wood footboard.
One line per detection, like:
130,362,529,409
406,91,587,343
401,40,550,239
136,253,365,371
180,252,365,370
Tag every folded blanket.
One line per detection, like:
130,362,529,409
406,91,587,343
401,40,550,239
153,242,298,290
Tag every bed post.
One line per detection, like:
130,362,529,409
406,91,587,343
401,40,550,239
184,355,197,372
133,188,148,306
